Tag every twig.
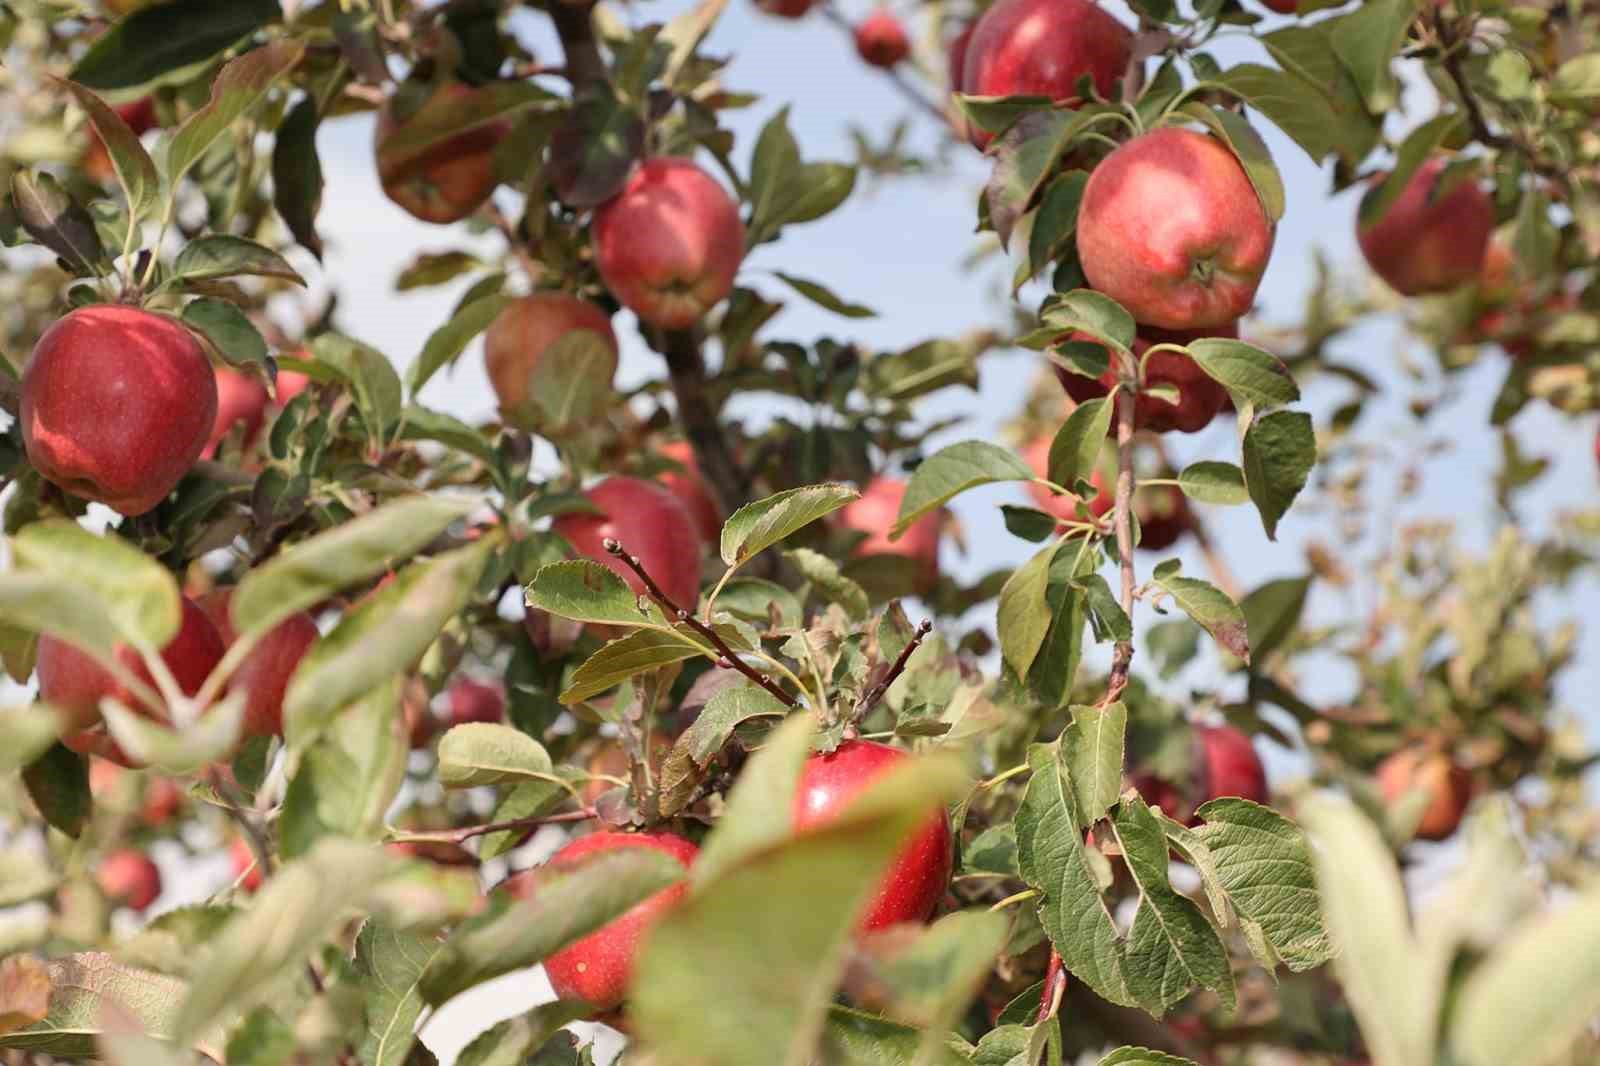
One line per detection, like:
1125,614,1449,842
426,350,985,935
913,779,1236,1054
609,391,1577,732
1103,384,1138,706
1433,10,1508,152
855,619,933,717
654,328,750,517
394,808,597,844
604,538,799,707
547,0,607,88
482,199,542,286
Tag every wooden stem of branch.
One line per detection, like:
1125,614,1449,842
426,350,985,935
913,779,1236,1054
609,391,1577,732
1105,384,1138,706
547,0,606,88
407,808,597,844
855,619,933,717
605,537,799,708
656,328,749,517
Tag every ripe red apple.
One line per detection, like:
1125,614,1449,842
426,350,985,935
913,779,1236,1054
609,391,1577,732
1078,128,1274,330
947,23,974,91
1130,770,1188,822
446,677,505,727
1194,724,1268,806
657,441,723,544
375,82,508,225
1376,748,1472,841
792,740,952,930
961,0,1132,146
592,158,746,330
552,477,705,611
195,588,318,738
1356,157,1493,297
96,848,161,911
1053,322,1236,434
855,11,911,67
204,366,270,459
484,293,618,415
229,837,264,893
1022,436,1112,522
506,830,699,1009
22,305,218,516
755,0,815,16
140,775,185,826
839,477,945,593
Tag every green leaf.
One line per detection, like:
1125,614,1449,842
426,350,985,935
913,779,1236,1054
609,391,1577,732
862,338,981,401
69,0,282,91
1075,573,1131,644
1184,338,1298,409
101,692,247,773
181,298,268,367
454,1003,595,1066
894,442,1031,538
1238,576,1309,662
720,483,859,567
310,332,404,452
10,171,106,276
233,495,473,637
1040,289,1136,352
771,272,876,318
1061,702,1126,827
952,93,1054,137
1029,546,1093,708
49,76,161,220
1176,461,1249,505
659,686,790,817
784,549,869,622
0,706,60,775
985,108,1112,247
478,778,573,860
284,539,495,746
997,541,1060,682
21,743,90,840
1021,173,1087,289
396,251,483,292
278,678,406,858
354,921,441,1066
519,330,616,431
1325,0,1414,113
410,291,508,394
862,910,1009,1052
0,848,60,907
1359,112,1463,225
525,560,660,627
1096,1049,1202,1066
0,573,121,662
691,714,811,889
1151,561,1249,663
547,87,645,209
0,953,191,1056
163,40,306,187
11,520,181,649
558,627,709,704
1047,396,1113,491
418,848,687,1005
399,406,500,467
379,81,556,177
271,95,323,258
1550,54,1600,111
171,235,304,287
436,722,554,788
1212,62,1374,166
1176,105,1285,223
1241,410,1315,540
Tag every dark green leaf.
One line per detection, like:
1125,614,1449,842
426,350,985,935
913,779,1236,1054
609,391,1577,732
22,743,89,839
721,484,859,567
1151,560,1249,663
69,0,282,92
164,40,306,186
171,235,304,287
1241,410,1315,540
895,442,1031,538
1177,461,1249,505
181,298,268,367
772,273,876,318
10,172,106,276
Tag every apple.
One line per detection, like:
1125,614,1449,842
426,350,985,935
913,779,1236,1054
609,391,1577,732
552,476,705,612
1078,128,1274,330
82,98,157,184
592,158,746,330
375,81,508,225
1194,724,1268,806
947,23,974,91
1130,770,1187,822
505,830,699,1009
792,740,952,930
658,441,724,544
22,304,218,516
204,366,270,459
961,0,1132,146
1020,440,1189,549
402,676,440,750
141,775,185,827
755,0,815,16
195,588,318,738
839,477,945,593
96,848,161,911
484,293,618,415
855,11,910,68
1376,748,1472,841
1053,322,1236,434
446,677,505,727
1356,157,1493,296
229,837,264,893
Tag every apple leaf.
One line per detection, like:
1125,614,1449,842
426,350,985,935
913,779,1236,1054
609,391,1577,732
10,171,107,277
854,911,1008,1052
519,329,617,433
690,714,812,888
478,777,575,860
1062,702,1127,827
353,921,441,1066
1177,105,1286,224
68,0,282,91
1239,576,1310,662
548,87,646,209
894,441,1032,538
826,1007,972,1065
310,332,404,453
11,520,181,650
399,405,501,468
720,483,859,568
658,686,790,817
525,560,664,627
1096,1049,1202,1066
49,76,161,220
1550,54,1600,110
0,956,50,1038
986,108,1112,247
410,290,508,395
951,93,1054,137
0,705,60,775
1358,112,1463,226
170,235,304,287
181,298,268,368
0,953,191,1056
862,337,982,402
772,272,877,318
1047,395,1113,492
558,626,712,704
1241,410,1315,540
1151,559,1250,664
997,540,1060,682
1184,338,1298,410
272,96,324,259
164,40,306,187
1324,0,1413,113
1038,289,1136,353
379,81,558,186
435,722,554,789
0,573,122,662
279,678,406,858
453,1003,596,1066
783,548,869,622
1177,461,1249,505
101,691,247,773
21,743,90,840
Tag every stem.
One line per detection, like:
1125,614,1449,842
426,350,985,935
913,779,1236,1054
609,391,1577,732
1105,382,1138,706
547,0,607,88
604,538,799,708
392,808,596,844
990,887,1040,912
654,328,748,520
209,765,272,884
980,763,1030,790
854,619,933,718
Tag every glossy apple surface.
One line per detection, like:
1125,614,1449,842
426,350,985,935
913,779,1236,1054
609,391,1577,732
552,476,705,611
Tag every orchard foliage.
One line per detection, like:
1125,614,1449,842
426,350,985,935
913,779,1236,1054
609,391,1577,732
0,0,1596,1064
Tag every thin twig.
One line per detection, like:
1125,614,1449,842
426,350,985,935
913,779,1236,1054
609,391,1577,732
604,538,799,708
394,808,597,844
654,328,749,519
855,620,933,717
1103,383,1138,706
483,199,542,286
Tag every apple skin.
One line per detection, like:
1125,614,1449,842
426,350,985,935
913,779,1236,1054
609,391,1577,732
1376,748,1472,841
1078,128,1274,330
96,848,161,911
1357,157,1493,297
962,0,1132,146
484,293,618,414
592,158,746,330
856,11,911,68
755,0,815,16
22,305,218,516
657,441,724,544
230,837,264,893
839,477,945,594
793,740,953,931
1195,724,1268,806
1054,322,1236,435
375,82,508,225
446,678,505,727
195,588,319,738
205,366,270,459
552,476,705,611
1020,439,1189,549
506,830,699,1009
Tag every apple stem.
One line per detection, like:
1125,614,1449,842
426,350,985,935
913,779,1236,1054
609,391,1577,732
854,618,934,718
603,537,800,708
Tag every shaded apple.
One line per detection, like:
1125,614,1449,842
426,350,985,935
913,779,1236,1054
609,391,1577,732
1053,322,1236,434
484,293,617,414
793,740,952,930
196,587,319,738
1194,724,1268,806
657,440,723,544
204,365,269,459
592,158,745,330
96,848,161,911
505,830,699,1009
1376,747,1472,841
855,11,911,67
552,476,705,611
1356,157,1492,296
22,304,218,515
839,477,945,594
446,677,505,727
1078,128,1274,330
376,81,508,225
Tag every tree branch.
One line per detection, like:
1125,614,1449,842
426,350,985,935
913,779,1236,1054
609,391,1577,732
655,327,750,517
1104,383,1138,706
854,619,933,718
546,0,606,88
394,808,596,844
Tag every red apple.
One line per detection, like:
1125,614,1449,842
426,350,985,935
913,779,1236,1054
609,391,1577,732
552,477,705,611
196,588,318,738
375,82,508,225
506,830,699,1009
961,0,1132,146
1130,771,1188,822
1133,480,1192,552
1078,128,1275,330
96,848,161,911
657,441,723,544
855,11,911,67
793,741,952,930
1376,748,1472,841
204,366,269,459
1356,157,1493,296
592,158,746,330
141,775,185,826
948,22,974,91
484,293,618,414
755,0,815,16
839,477,945,593
402,676,440,750
1195,724,1267,806
1053,322,1236,435
446,678,505,727
229,837,264,893
22,305,218,516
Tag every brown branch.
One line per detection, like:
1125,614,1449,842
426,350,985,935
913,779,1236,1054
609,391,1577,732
655,328,749,517
1104,382,1138,706
547,0,607,89
855,619,933,717
604,537,800,708
1433,10,1508,152
398,808,597,844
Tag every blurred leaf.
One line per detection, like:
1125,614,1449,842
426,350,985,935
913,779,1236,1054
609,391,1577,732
102,691,246,773
784,548,869,622
454,1003,595,1066
0,953,191,1056
1177,462,1249,505
182,298,268,368
1359,113,1462,225
171,235,304,287
399,406,500,467
22,743,89,840
548,89,645,209
1241,411,1314,541
11,521,180,649
861,911,1007,1049
164,40,306,186
479,778,573,860
863,338,981,401
1151,560,1249,663
997,541,1060,682
355,921,440,1066
1047,395,1113,491
410,291,508,394
659,686,788,816
520,330,616,431
436,722,553,788
279,678,406,858
721,483,859,567
895,442,1030,538
1550,54,1600,110
378,81,554,177
49,76,161,219
396,251,483,292
0,706,59,775
1239,576,1309,663
559,627,708,704
0,955,49,1037
1185,338,1298,409
311,332,404,452
69,0,281,91
691,714,811,888
526,560,663,627
1325,0,1413,112
10,172,105,276
1096,1049,1201,1066
272,96,324,258
772,273,876,318
0,574,121,661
